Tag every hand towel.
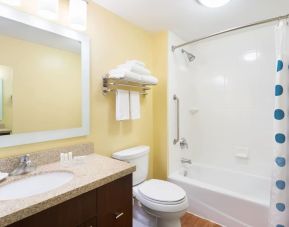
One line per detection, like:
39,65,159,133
116,89,130,121
118,63,151,75
130,91,140,120
109,68,142,82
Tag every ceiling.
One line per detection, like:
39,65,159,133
92,0,289,42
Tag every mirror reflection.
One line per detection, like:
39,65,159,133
0,17,82,136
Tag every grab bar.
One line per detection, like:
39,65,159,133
173,94,180,145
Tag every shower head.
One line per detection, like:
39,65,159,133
181,49,195,62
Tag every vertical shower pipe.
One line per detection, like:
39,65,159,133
173,94,180,144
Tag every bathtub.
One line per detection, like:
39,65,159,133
168,163,271,227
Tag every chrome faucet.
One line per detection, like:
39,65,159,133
9,154,36,176
180,137,189,149
181,158,192,164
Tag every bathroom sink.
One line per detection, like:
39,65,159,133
0,171,74,200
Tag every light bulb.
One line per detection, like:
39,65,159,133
69,0,88,31
38,0,59,20
0,0,22,6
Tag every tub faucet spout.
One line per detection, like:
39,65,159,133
180,137,189,149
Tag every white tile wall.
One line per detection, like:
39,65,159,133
168,25,275,177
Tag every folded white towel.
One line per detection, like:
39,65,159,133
130,91,140,120
109,69,158,85
141,75,158,85
126,60,145,67
116,89,130,121
109,68,142,82
118,63,151,75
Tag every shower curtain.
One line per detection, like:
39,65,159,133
270,19,289,227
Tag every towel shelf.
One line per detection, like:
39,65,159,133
102,74,156,96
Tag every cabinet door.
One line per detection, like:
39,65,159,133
96,174,133,227
78,217,97,227
9,190,97,227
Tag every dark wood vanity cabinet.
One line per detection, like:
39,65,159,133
96,173,132,227
8,174,132,227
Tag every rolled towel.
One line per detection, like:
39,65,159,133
109,68,142,82
118,63,151,75
141,75,158,85
126,60,145,67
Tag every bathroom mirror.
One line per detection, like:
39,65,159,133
0,4,90,148
0,79,3,121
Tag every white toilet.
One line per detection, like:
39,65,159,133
112,146,188,227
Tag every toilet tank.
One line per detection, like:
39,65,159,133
112,146,150,186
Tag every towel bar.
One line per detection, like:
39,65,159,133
102,74,155,96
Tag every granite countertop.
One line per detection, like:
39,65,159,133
0,154,135,227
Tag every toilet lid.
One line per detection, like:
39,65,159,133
138,179,186,205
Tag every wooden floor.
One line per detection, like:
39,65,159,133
181,213,221,227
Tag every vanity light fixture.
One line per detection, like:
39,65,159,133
69,0,88,31
197,0,231,8
0,0,22,6
38,0,59,20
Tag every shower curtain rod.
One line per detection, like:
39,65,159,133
171,13,289,52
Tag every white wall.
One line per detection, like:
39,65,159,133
168,25,275,178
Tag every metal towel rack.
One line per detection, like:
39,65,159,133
102,74,156,96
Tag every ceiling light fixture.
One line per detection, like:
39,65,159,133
69,0,88,31
198,0,231,8
0,0,22,6
37,0,59,20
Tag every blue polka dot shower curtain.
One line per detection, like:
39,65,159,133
270,19,289,227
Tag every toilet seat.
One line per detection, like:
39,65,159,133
139,179,186,204
134,179,188,213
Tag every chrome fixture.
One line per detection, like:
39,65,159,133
180,137,189,149
181,158,192,165
102,76,155,96
171,13,289,52
173,94,180,144
183,169,188,177
181,49,195,62
10,154,36,176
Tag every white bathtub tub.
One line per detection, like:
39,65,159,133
168,163,271,227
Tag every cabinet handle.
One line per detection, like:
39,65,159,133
114,212,124,219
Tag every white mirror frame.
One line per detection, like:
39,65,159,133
0,4,90,148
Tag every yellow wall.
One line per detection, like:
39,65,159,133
0,35,81,133
0,0,169,179
152,32,168,179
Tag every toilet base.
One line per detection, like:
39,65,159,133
141,203,186,227
157,218,181,227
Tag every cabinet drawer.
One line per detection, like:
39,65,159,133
96,174,133,227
